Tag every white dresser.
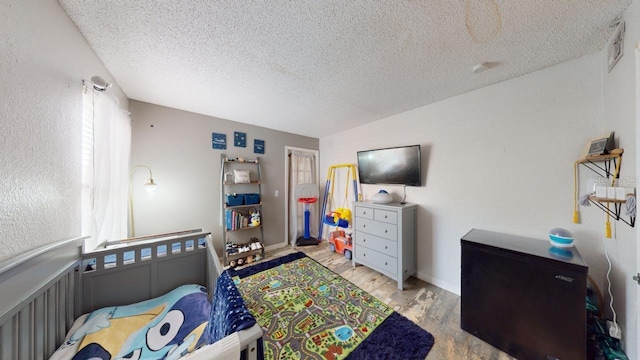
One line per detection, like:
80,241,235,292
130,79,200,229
352,201,417,290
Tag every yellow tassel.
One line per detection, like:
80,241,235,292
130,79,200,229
605,221,612,238
573,210,580,224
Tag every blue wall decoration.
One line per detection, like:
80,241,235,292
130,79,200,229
254,139,265,154
234,132,247,147
212,133,226,150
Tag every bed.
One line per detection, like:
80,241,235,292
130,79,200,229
0,230,262,360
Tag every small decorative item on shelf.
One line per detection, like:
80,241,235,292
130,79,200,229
226,241,237,255
372,189,393,204
233,169,251,183
226,238,263,260
249,237,262,249
250,211,261,227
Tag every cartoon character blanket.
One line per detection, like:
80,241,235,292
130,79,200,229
50,284,211,360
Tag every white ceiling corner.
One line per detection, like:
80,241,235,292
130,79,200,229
59,0,632,138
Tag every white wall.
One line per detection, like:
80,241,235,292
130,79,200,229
601,0,639,357
128,101,318,253
0,0,127,262
322,52,604,291
321,46,638,355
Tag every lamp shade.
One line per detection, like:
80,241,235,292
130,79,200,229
144,178,157,192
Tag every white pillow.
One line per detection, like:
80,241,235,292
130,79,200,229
234,169,251,183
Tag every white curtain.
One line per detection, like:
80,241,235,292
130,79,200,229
288,151,318,244
81,87,131,250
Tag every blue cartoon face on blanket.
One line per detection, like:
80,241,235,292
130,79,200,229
69,284,211,360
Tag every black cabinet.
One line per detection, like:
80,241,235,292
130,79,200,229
461,229,588,360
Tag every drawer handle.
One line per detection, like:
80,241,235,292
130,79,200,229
363,238,366,242
384,245,388,249
385,261,387,265
384,229,388,233
363,253,366,257
384,215,387,218
363,224,366,228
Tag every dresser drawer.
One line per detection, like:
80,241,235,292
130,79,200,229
356,218,398,241
355,232,397,258
374,209,397,224
356,247,397,277
355,206,374,219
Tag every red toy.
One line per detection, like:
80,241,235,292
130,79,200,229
328,230,353,259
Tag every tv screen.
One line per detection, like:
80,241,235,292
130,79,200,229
357,145,421,187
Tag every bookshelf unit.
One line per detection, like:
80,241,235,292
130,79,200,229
220,154,265,267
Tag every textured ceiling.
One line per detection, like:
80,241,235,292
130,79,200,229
59,1,631,138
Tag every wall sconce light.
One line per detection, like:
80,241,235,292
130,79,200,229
129,165,157,237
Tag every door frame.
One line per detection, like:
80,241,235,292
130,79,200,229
283,146,320,248
635,46,640,360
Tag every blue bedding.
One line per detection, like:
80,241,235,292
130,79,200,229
56,277,258,360
208,270,257,343
61,285,210,359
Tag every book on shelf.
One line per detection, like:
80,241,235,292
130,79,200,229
225,209,250,230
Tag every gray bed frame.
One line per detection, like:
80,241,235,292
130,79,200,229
0,230,262,360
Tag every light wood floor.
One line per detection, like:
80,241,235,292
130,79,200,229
264,242,517,360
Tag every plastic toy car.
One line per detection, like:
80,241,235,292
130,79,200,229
328,230,353,260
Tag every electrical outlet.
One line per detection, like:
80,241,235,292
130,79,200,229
607,320,622,339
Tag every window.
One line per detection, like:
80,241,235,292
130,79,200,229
81,85,131,250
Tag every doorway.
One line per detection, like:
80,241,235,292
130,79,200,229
284,147,320,247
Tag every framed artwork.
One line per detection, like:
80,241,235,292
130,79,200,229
608,21,625,72
234,132,247,147
254,139,265,154
212,133,226,150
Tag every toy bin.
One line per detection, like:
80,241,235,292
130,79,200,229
243,193,260,205
225,194,244,206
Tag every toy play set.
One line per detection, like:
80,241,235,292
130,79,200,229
320,164,361,259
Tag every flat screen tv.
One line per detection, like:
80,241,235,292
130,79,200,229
357,145,422,187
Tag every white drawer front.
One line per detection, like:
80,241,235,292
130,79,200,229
356,247,397,277
355,206,374,219
355,232,397,258
374,209,397,224
356,218,398,241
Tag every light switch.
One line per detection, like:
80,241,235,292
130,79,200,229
275,190,279,197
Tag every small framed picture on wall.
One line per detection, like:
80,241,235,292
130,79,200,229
234,132,247,147
254,139,265,154
212,133,226,150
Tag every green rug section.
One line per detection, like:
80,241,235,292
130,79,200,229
234,256,393,360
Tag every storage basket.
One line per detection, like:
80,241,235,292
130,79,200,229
225,194,244,206
243,193,260,205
